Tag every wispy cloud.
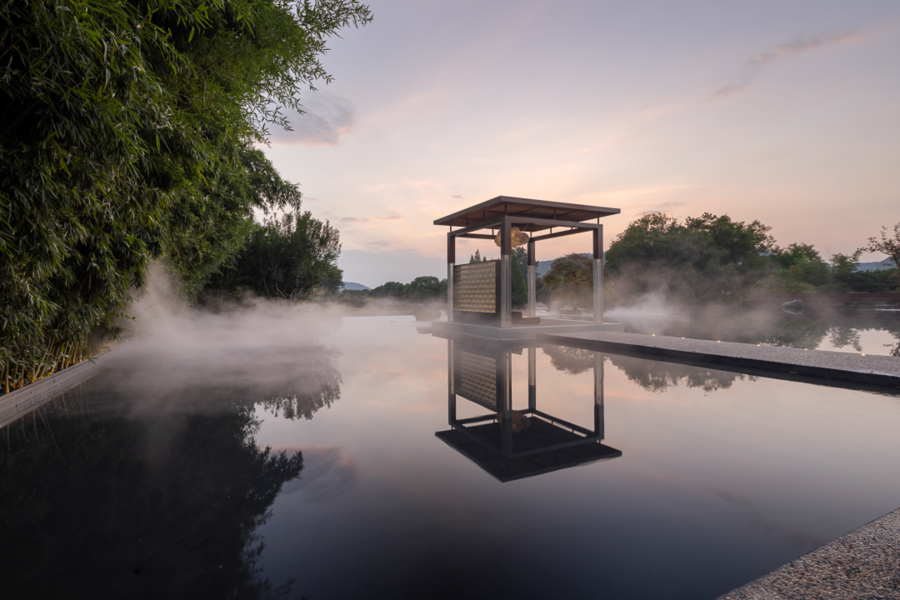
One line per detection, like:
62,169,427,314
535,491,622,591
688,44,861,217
268,91,356,146
713,31,866,99
338,212,403,223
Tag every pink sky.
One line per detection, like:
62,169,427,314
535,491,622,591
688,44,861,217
261,0,900,288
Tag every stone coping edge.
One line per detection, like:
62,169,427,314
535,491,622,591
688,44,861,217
0,345,123,429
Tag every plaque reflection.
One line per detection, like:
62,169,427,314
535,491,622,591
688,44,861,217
436,341,621,482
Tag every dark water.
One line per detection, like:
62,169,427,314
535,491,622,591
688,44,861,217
2,315,900,599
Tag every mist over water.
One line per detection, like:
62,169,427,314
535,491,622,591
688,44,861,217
604,291,900,357
2,272,900,598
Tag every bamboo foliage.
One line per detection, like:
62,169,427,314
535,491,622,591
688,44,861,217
0,0,372,395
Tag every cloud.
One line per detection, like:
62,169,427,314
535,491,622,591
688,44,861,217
451,195,462,199
712,31,866,99
278,446,359,503
267,91,356,146
337,212,403,224
638,201,686,216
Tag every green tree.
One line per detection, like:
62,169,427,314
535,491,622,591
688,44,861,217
370,282,407,298
165,145,305,299
606,212,779,303
404,276,446,301
860,222,900,271
1,0,371,391
469,249,488,263
511,247,528,308
543,253,593,309
684,213,774,268
207,211,341,300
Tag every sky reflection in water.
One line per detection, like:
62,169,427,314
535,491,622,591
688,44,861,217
2,315,899,599
252,316,900,599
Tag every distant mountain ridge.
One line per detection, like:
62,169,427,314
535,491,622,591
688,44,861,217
858,261,894,272
342,282,371,291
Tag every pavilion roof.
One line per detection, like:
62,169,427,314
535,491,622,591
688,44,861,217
433,196,620,231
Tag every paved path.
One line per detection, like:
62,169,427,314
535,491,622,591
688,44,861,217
537,331,900,390
717,506,900,600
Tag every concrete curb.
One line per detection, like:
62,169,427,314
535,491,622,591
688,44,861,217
0,345,123,429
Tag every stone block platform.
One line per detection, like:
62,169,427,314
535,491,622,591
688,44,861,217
537,331,900,391
431,319,625,341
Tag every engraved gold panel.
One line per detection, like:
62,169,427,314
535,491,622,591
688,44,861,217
453,261,498,313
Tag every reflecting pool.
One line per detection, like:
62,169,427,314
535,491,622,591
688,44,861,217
2,315,899,599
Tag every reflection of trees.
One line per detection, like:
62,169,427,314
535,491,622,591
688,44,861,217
886,332,900,358
828,325,863,352
254,346,342,420
754,318,830,350
542,345,747,393
0,389,303,599
541,346,596,375
605,354,751,393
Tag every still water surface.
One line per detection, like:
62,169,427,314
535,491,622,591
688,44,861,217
2,315,899,599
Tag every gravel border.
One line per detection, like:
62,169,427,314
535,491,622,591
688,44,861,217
717,507,900,600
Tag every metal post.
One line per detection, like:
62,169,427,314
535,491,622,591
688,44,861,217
499,348,513,453
593,352,604,439
500,217,512,328
448,340,456,423
526,240,536,318
593,226,603,324
528,346,536,412
447,233,455,322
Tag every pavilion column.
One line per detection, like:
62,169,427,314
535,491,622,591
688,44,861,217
593,351,604,439
500,217,512,328
526,240,536,318
498,348,513,453
448,340,456,423
527,346,536,412
447,233,455,322
593,226,604,324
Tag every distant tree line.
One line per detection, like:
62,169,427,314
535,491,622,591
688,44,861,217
339,276,448,305
604,213,900,305
490,213,900,310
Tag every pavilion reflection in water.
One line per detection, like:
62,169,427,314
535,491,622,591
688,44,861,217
436,340,621,482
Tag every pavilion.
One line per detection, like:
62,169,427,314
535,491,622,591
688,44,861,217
432,196,623,339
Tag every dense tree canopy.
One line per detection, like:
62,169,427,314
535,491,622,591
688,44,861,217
605,212,899,304
1,0,371,391
605,213,774,302
543,253,593,309
206,211,341,301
